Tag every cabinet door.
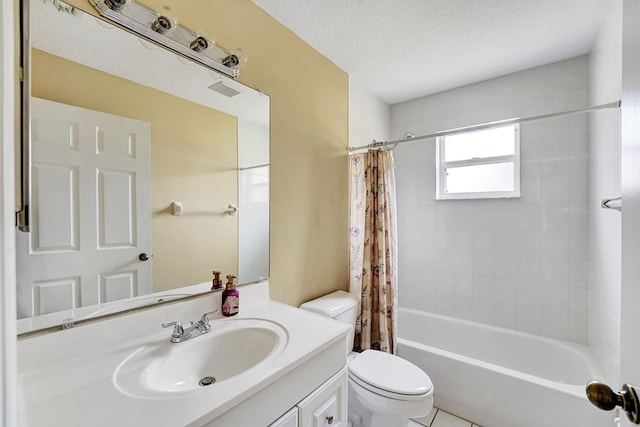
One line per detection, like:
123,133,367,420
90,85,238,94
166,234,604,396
298,368,348,427
270,407,298,427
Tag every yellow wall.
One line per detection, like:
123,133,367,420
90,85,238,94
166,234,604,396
31,49,238,292
65,0,350,306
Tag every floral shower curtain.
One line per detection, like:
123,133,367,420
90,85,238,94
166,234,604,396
349,150,398,354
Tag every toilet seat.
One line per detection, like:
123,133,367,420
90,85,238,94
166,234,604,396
347,350,433,401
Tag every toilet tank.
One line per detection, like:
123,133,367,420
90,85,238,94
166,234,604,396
300,291,360,353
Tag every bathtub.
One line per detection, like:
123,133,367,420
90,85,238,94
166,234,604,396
397,308,612,427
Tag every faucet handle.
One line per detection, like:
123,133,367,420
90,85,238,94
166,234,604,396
199,309,219,330
200,309,219,324
161,320,184,338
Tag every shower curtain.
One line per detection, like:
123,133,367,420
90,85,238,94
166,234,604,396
349,150,398,354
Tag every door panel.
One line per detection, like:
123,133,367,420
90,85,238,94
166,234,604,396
16,98,152,318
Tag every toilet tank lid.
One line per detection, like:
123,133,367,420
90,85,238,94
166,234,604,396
299,291,360,317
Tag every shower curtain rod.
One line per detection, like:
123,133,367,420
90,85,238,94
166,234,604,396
348,100,621,153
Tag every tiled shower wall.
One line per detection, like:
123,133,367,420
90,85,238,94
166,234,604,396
392,56,590,344
588,0,622,385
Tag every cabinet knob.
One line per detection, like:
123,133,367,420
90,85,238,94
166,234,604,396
326,415,334,425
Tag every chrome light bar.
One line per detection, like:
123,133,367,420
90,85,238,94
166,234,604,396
89,0,242,78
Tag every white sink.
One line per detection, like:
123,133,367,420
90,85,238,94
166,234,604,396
113,318,288,397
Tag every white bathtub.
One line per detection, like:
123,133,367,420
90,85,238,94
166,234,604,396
397,308,612,427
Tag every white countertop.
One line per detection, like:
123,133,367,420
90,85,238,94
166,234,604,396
17,282,350,426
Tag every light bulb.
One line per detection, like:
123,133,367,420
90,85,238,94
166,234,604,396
222,48,247,70
190,28,215,52
151,6,177,34
105,0,130,11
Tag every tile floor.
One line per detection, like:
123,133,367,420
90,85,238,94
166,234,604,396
410,407,481,427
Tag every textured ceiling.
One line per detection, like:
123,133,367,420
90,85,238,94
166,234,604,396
252,0,612,104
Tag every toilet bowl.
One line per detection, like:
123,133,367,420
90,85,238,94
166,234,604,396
300,291,434,427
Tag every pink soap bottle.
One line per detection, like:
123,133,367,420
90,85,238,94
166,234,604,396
221,275,239,317
211,270,223,291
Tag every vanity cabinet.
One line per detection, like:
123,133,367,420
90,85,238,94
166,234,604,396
298,368,347,427
270,368,348,427
269,407,299,427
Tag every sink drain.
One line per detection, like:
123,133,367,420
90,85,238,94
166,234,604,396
199,376,216,387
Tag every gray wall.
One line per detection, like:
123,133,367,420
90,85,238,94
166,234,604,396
588,0,622,385
392,56,590,344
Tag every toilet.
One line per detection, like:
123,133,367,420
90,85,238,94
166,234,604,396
300,291,434,427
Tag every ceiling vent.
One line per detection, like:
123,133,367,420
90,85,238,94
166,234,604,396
208,81,242,98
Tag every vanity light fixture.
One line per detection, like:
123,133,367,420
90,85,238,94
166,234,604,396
88,0,245,78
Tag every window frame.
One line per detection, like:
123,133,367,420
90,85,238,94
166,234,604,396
435,123,521,200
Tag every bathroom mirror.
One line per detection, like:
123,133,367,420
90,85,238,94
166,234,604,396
16,0,270,334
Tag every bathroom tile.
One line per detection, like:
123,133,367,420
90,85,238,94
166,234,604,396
398,287,420,309
568,201,588,230
541,284,569,312
494,302,517,329
435,204,456,228
401,226,434,248
472,299,494,325
510,204,542,229
435,294,455,317
542,257,569,285
495,253,543,281
432,410,473,427
406,184,435,206
472,252,494,276
452,204,474,228
472,275,494,301
519,169,542,203
568,258,589,287
569,229,589,259
568,312,588,344
453,250,473,274
517,283,542,309
402,205,422,227
434,248,455,272
471,226,494,251
420,205,436,227
569,286,589,314
401,245,429,268
542,229,569,258
417,291,439,313
436,227,454,250
434,270,454,294
493,277,517,304
541,309,568,340
542,201,569,229
517,306,541,334
399,267,424,292
452,226,473,251
453,273,473,297
568,173,588,202
412,406,438,426
568,153,589,174
542,174,569,204
454,295,473,321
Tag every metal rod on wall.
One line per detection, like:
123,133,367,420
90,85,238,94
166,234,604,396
348,100,621,154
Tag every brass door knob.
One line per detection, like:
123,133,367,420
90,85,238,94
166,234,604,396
586,381,640,424
138,253,150,261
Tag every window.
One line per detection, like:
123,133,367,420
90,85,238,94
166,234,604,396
436,124,520,200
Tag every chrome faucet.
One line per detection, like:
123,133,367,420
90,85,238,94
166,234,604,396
161,309,219,343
